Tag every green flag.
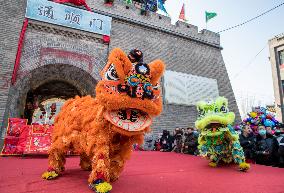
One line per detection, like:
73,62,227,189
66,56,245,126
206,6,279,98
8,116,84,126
124,0,132,5
205,11,217,22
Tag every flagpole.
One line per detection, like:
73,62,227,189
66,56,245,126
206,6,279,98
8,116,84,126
205,11,207,30
156,0,158,12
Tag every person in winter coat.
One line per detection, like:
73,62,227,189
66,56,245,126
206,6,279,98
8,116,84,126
143,133,155,151
239,125,256,162
172,128,184,153
254,126,276,166
160,130,171,152
183,127,198,155
275,124,284,168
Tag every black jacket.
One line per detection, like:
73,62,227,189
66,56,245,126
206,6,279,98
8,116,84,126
183,133,198,154
239,133,255,159
276,134,284,156
160,134,171,151
172,131,184,153
254,134,276,165
275,134,284,166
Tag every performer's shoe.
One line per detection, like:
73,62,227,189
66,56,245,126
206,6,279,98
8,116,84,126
42,167,60,180
89,179,112,193
239,162,250,172
208,161,217,167
41,171,59,180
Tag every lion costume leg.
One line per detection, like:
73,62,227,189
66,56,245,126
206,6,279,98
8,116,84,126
109,154,125,182
232,141,250,171
208,153,220,167
109,135,143,182
109,145,132,182
88,141,112,193
80,152,92,171
42,137,68,180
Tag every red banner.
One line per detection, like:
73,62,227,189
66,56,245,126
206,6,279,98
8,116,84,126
53,0,92,11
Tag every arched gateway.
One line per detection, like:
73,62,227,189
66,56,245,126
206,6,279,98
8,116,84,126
4,63,97,126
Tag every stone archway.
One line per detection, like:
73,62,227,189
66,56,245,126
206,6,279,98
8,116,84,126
31,80,81,101
24,80,82,124
4,63,97,121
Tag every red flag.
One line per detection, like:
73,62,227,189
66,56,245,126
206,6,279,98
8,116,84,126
53,0,92,11
179,4,186,21
103,35,110,44
53,0,85,6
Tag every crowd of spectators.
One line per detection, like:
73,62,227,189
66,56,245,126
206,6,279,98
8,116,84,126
239,124,284,167
137,123,284,168
153,127,199,155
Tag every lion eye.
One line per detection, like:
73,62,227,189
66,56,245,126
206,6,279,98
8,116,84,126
198,108,205,116
220,105,228,113
105,64,119,81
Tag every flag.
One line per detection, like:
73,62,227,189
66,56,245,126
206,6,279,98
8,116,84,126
157,0,168,14
205,11,217,22
53,0,92,11
124,0,132,5
179,4,186,21
53,0,86,6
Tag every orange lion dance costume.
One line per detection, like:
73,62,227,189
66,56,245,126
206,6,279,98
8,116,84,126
42,48,165,193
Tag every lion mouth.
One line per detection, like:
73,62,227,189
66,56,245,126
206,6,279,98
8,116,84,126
205,122,225,132
104,109,152,132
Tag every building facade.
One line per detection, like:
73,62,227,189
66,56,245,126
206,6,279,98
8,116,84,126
269,33,284,122
0,0,240,140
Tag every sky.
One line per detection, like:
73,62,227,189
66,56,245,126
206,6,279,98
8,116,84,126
163,0,284,117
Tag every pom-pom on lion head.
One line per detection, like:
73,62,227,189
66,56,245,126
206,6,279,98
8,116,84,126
96,48,165,135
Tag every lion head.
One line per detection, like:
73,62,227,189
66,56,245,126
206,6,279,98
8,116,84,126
195,97,235,137
96,48,165,135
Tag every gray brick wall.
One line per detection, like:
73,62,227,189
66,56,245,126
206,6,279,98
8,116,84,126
0,0,240,140
0,0,27,136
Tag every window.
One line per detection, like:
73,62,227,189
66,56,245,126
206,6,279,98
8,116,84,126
280,50,284,66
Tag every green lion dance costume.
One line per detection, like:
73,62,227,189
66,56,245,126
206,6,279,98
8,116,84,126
195,97,250,171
